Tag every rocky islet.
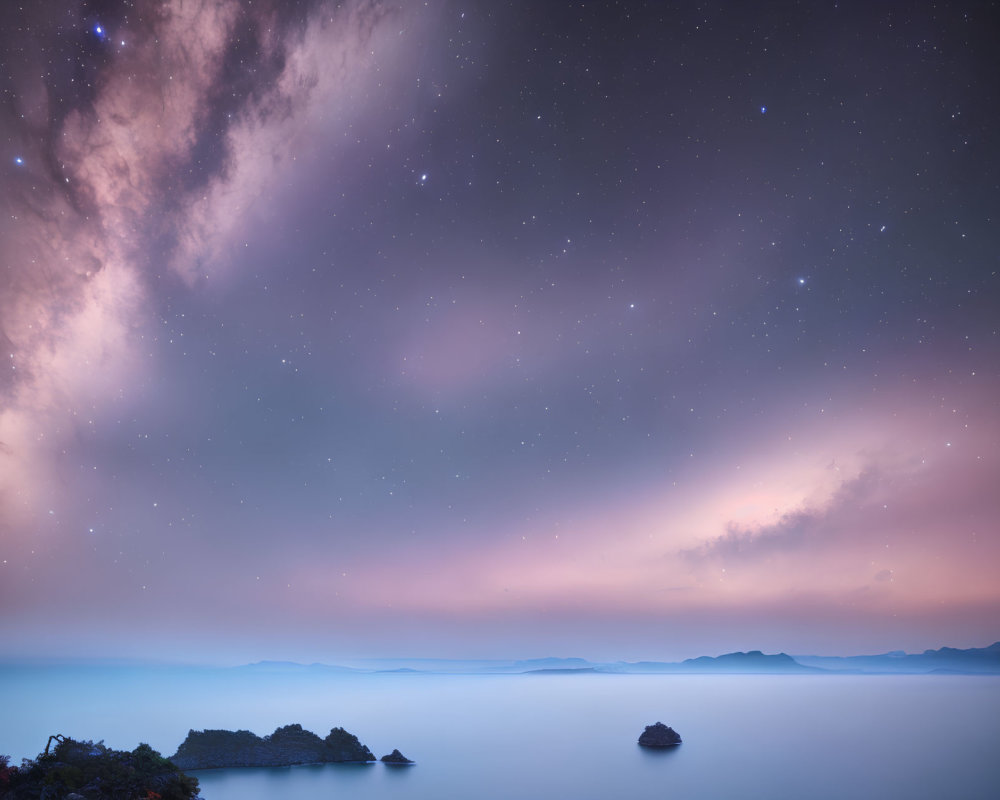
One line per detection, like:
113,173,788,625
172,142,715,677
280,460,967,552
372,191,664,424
637,722,682,747
170,724,410,770
380,748,414,764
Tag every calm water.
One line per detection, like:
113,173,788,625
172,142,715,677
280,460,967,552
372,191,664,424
2,667,998,799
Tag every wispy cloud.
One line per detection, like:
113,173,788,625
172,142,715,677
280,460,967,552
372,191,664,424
683,465,885,563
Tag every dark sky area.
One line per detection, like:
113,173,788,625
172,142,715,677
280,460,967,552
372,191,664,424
1,0,997,663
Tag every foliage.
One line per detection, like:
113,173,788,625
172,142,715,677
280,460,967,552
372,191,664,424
0,738,199,800
0,755,16,791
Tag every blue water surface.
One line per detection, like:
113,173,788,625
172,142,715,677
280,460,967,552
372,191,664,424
2,667,998,799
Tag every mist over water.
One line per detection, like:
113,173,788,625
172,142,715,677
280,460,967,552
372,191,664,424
2,667,998,799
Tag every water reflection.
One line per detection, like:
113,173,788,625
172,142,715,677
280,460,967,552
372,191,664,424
193,761,379,796
637,743,682,761
382,762,416,779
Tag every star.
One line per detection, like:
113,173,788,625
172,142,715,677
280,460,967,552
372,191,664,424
0,0,994,674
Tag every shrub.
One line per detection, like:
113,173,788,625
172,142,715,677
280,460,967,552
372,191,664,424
1,737,199,800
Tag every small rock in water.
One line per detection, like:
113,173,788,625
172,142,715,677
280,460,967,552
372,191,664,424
381,748,414,764
638,721,682,747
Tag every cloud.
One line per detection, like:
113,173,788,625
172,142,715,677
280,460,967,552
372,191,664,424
688,437,1000,568
683,465,885,563
671,437,1000,617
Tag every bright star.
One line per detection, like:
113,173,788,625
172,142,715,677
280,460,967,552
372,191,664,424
420,173,428,182
797,277,806,286
93,23,106,41
14,156,23,165
760,105,767,114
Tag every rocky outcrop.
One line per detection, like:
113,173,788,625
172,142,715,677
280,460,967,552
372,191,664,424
380,748,414,764
171,729,272,769
324,727,375,762
171,724,374,770
267,724,335,763
638,722,682,747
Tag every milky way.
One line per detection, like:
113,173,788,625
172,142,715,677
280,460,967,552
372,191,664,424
1,1,997,662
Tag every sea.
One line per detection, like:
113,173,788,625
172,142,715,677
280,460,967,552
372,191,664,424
1,665,998,799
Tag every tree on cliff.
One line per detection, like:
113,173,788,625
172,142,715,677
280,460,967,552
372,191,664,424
0,738,199,800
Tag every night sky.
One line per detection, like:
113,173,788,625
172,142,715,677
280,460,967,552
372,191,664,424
1,1,997,664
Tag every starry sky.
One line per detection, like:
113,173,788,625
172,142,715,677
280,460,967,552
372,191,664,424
1,0,998,664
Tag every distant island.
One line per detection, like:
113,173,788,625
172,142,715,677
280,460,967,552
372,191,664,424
791,641,1000,674
232,641,1000,675
672,650,818,673
514,651,816,674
